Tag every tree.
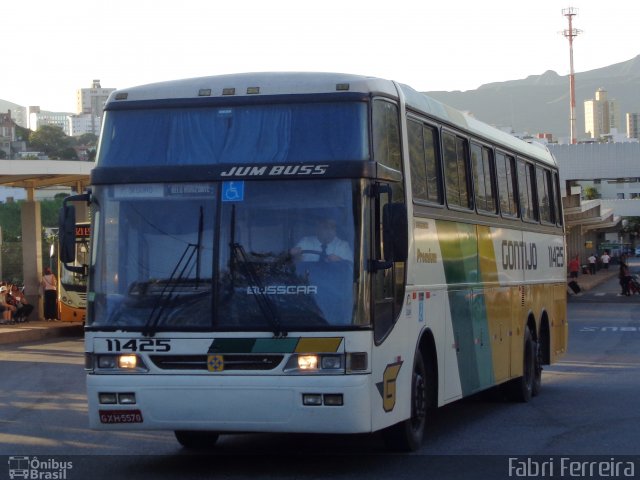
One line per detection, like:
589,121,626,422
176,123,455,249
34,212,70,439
76,133,98,146
57,147,79,160
15,125,30,143
29,125,73,158
0,197,65,283
583,186,600,200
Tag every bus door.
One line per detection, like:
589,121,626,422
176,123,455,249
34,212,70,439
371,183,407,343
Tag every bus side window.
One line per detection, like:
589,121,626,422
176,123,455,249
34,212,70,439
517,159,538,222
443,131,471,209
372,99,402,172
408,119,441,204
553,171,564,226
536,167,553,223
496,152,518,217
471,143,497,213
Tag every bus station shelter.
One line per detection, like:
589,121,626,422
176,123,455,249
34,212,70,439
0,160,94,320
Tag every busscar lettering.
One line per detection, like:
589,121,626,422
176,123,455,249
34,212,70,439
501,240,538,271
221,164,328,177
247,285,318,295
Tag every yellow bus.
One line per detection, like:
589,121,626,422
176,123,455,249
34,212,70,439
58,222,89,322
60,73,567,451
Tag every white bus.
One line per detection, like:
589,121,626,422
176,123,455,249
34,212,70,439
60,73,567,451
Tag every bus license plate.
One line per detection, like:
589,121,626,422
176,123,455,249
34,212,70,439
99,409,144,424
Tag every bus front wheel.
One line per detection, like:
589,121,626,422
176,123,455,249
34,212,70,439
174,430,220,449
381,350,429,452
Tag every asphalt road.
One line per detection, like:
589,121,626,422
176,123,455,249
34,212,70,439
1,279,640,479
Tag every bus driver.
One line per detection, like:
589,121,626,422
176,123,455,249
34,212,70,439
290,217,352,263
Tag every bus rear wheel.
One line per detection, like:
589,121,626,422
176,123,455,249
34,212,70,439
507,327,535,402
174,430,220,449
382,350,429,452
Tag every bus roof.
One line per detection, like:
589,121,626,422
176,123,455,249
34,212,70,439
106,72,556,168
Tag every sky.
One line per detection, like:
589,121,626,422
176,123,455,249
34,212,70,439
3,0,640,113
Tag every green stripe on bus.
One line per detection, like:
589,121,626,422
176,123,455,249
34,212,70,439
437,220,495,396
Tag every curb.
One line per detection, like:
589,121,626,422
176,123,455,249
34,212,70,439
0,322,83,345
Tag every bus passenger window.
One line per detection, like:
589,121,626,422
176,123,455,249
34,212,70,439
553,172,564,226
536,167,553,223
496,152,518,217
443,132,471,209
408,120,441,204
471,143,497,213
517,160,538,221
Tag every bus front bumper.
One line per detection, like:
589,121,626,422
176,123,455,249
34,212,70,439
87,373,373,434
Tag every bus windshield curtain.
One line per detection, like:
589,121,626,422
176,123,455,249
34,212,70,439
98,103,368,167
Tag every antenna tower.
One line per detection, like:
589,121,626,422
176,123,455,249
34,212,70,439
562,7,582,144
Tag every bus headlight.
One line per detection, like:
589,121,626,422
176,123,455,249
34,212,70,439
297,355,318,370
284,354,345,374
118,355,138,369
320,355,342,370
94,354,148,373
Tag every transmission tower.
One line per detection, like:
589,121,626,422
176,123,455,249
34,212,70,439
562,7,582,144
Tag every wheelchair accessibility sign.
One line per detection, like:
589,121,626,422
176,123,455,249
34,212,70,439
222,181,244,202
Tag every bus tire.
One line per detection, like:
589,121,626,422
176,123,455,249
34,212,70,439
381,350,429,452
532,335,542,397
507,327,535,403
174,430,220,449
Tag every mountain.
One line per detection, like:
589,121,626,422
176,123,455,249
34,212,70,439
3,56,640,140
425,55,640,140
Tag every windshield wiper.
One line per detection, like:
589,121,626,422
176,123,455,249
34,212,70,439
142,243,198,337
231,242,287,338
143,208,205,337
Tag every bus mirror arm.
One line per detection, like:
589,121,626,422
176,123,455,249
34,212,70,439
63,263,88,276
370,260,393,272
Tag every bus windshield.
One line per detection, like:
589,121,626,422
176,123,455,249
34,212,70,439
89,179,362,331
98,102,369,167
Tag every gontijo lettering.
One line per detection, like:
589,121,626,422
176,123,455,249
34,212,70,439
502,240,538,270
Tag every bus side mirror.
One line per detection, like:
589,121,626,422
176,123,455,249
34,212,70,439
382,202,408,263
58,204,77,264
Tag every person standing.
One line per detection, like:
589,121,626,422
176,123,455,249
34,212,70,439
601,251,611,270
41,267,58,321
619,257,632,297
588,253,597,275
568,255,580,279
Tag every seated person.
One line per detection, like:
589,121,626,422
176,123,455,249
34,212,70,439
9,285,34,322
0,285,16,323
290,218,352,263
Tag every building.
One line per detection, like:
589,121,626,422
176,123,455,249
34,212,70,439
75,80,114,139
548,142,640,260
76,79,115,117
584,88,619,139
25,106,40,130
28,111,70,135
0,112,15,158
626,113,640,140
68,113,102,137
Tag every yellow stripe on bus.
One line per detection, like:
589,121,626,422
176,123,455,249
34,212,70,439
294,338,342,353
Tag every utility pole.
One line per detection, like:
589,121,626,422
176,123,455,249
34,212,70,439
562,7,582,144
